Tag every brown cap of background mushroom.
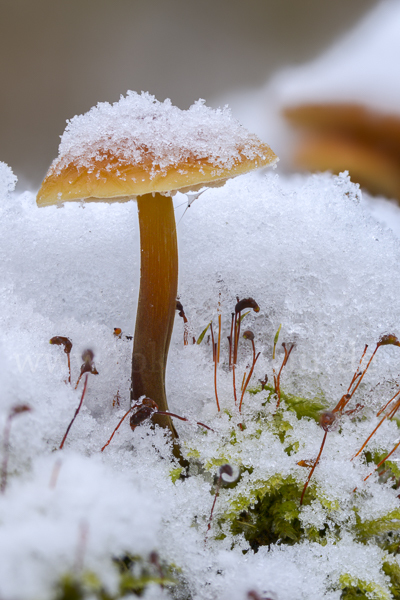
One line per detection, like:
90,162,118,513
36,91,278,439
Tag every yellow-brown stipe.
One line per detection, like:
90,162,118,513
131,193,178,437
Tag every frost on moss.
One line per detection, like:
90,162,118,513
249,383,328,423
229,477,323,549
339,573,392,600
185,387,337,551
54,554,178,600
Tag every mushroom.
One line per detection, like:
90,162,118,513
36,91,277,439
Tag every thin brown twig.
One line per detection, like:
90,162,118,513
101,405,133,452
352,392,400,460
75,373,82,390
347,344,368,393
157,411,214,431
239,351,261,413
210,323,220,411
337,344,379,414
102,404,215,452
217,313,221,364
229,313,234,370
232,362,238,406
235,311,241,365
67,353,71,385
60,374,89,450
300,430,328,505
240,372,247,392
362,438,400,486
302,343,381,502
1,405,31,494
274,343,294,409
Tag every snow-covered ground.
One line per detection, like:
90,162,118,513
3,148,400,598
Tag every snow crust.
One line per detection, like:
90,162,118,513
3,164,400,598
53,92,266,176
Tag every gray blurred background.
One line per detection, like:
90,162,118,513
0,0,376,188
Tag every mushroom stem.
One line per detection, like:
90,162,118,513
131,193,178,437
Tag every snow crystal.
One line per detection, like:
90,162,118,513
53,91,269,176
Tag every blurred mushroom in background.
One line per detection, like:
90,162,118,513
280,0,400,201
225,0,400,202
277,0,400,201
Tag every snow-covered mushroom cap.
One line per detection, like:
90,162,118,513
36,91,277,206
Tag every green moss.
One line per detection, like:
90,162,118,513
227,477,327,551
249,384,327,422
366,451,400,482
54,575,85,600
186,448,200,459
170,467,183,483
383,561,400,599
339,574,391,600
340,586,369,599
354,508,400,543
54,554,177,600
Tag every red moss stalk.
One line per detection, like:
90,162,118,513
1,404,31,494
60,374,89,450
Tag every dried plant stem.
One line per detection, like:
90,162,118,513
347,344,368,392
102,405,214,452
232,311,241,405
234,311,241,365
214,346,220,411
49,458,62,489
157,411,214,432
67,353,71,384
274,343,294,409
1,415,12,494
239,349,261,413
229,313,234,370
210,323,220,412
205,473,223,544
377,388,400,417
363,438,400,485
74,373,82,390
241,372,247,391
302,343,380,502
300,430,328,505
217,313,221,364
232,363,238,406
101,406,133,452
60,374,89,450
334,344,378,414
352,393,400,460
1,405,31,494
